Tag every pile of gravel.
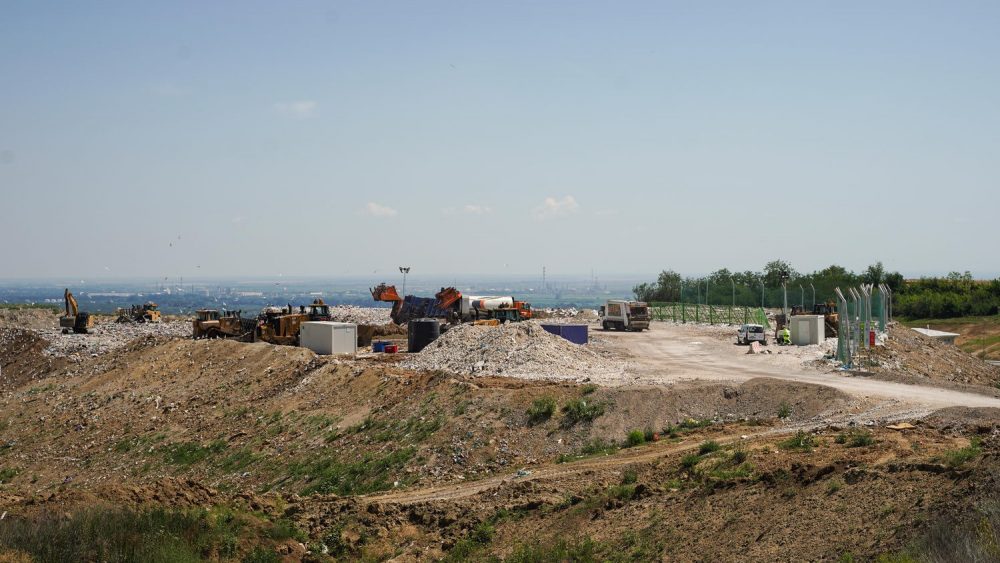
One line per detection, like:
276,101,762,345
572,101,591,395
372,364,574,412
400,321,626,382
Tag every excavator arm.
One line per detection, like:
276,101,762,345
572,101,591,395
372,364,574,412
64,288,78,318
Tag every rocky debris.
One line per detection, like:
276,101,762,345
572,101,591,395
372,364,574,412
870,325,1000,387
400,321,627,382
36,321,190,361
534,308,599,323
327,306,392,325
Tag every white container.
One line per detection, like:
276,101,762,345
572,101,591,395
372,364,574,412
299,321,357,355
789,315,825,346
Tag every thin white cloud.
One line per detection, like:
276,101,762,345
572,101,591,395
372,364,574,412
532,195,579,219
364,202,398,217
445,204,493,216
274,100,317,119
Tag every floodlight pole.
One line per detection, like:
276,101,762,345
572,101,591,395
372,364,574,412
399,266,410,297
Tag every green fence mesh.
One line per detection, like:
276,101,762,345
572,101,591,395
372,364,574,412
648,303,770,328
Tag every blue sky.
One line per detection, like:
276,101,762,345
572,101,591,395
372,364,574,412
2,1,998,280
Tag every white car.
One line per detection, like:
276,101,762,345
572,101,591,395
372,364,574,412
737,324,768,345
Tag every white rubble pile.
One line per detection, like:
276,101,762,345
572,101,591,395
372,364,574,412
327,306,392,325
536,308,599,323
401,321,627,383
37,320,190,360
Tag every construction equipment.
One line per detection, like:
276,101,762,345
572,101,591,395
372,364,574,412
116,302,162,323
791,301,839,337
599,300,650,332
59,288,94,334
371,284,532,325
192,309,255,340
255,305,309,346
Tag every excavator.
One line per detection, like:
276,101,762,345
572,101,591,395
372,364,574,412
59,288,94,334
371,283,532,325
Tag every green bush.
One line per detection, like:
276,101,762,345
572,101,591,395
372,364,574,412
940,438,982,468
507,537,601,563
777,401,791,419
698,440,721,455
527,396,557,425
626,430,646,448
848,430,874,448
580,383,599,395
731,448,748,465
779,431,817,452
680,454,700,470
561,399,605,425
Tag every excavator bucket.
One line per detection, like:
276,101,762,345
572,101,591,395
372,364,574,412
435,287,462,309
370,283,402,303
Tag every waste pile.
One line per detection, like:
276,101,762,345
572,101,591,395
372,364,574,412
36,320,190,360
401,321,626,382
327,306,392,325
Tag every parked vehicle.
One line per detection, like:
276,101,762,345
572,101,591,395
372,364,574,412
736,323,768,345
599,300,650,332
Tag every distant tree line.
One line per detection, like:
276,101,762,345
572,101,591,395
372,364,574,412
634,260,999,319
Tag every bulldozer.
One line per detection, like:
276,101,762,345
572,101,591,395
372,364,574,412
255,305,308,346
59,288,94,334
116,302,162,323
192,309,255,340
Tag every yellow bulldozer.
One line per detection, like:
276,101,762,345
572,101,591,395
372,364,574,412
192,309,256,341
59,288,94,334
116,302,162,323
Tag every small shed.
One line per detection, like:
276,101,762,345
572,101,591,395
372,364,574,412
300,322,357,355
789,315,825,346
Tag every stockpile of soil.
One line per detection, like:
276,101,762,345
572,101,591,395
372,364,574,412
0,307,58,330
871,325,1000,387
0,328,64,388
401,321,626,382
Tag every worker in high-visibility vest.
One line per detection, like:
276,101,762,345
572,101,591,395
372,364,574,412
781,327,791,345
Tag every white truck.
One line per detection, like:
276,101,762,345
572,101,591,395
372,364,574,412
599,300,650,332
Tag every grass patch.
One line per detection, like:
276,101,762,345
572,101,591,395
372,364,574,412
663,418,714,438
580,383,599,395
163,440,227,466
561,399,605,426
698,440,721,455
527,397,556,426
778,431,817,452
0,467,17,483
0,506,272,562
680,453,700,470
556,439,618,463
219,448,261,472
939,437,982,468
290,447,416,496
827,479,843,494
507,537,602,563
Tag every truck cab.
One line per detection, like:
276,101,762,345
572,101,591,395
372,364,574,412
599,300,650,332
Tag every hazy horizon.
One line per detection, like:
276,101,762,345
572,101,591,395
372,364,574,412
3,2,998,280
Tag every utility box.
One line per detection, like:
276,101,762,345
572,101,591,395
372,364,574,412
789,315,824,346
300,322,357,355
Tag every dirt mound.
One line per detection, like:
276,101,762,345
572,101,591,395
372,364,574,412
401,321,626,382
0,308,58,330
0,328,64,389
923,407,1000,433
871,324,1000,387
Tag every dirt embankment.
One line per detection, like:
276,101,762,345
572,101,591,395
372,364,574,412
868,324,1000,390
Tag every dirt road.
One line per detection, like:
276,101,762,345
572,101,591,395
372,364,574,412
601,322,1000,410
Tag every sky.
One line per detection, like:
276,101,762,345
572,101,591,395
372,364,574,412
2,1,998,281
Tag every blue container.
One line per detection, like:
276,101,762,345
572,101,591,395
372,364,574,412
539,324,588,345
559,324,589,345
372,341,387,353
540,324,562,337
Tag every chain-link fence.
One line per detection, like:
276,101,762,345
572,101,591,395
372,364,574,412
649,302,770,328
